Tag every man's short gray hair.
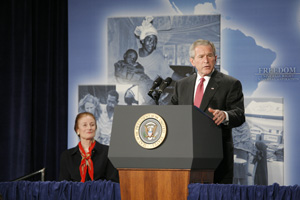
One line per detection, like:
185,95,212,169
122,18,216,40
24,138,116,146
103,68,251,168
189,39,216,58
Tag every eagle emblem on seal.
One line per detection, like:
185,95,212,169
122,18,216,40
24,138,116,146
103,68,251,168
144,122,157,140
134,113,167,149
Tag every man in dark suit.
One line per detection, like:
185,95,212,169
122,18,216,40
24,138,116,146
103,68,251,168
170,39,245,184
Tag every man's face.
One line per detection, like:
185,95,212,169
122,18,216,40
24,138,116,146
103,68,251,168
106,94,118,109
141,35,157,54
190,45,217,77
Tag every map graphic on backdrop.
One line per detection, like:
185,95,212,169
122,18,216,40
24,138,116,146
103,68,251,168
107,15,220,105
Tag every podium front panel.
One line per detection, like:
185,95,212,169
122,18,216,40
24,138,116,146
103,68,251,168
108,105,222,169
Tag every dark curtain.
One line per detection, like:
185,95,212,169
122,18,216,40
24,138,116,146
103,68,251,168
0,0,68,181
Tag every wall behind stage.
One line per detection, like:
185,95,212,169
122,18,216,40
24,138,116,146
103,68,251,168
68,0,300,185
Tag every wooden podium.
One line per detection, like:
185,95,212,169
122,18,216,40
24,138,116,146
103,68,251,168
109,105,222,200
118,168,214,200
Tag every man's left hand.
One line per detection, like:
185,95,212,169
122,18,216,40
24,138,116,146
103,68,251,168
208,107,226,125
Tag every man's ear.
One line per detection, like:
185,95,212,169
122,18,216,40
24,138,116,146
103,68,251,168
190,57,195,66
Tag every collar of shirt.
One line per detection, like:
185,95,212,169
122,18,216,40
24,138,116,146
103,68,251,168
70,141,100,156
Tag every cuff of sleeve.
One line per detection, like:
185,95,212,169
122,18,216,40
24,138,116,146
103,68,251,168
222,111,229,125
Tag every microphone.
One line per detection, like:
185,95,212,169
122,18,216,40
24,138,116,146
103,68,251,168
148,76,163,97
158,77,172,94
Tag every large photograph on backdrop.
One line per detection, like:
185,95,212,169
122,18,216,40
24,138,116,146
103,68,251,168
78,85,139,146
107,15,220,105
232,97,283,185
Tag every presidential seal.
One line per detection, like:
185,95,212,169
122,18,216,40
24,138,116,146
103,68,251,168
134,113,167,149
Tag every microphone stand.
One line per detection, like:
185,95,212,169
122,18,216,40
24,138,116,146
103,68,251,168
148,90,159,105
153,91,160,105
148,77,172,105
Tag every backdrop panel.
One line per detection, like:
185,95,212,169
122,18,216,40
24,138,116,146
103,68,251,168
68,0,300,185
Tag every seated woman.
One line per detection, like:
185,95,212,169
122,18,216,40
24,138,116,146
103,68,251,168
59,112,119,182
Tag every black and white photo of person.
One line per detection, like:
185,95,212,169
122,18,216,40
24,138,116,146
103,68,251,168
243,98,284,185
253,141,268,185
134,16,174,104
134,16,172,81
232,122,255,185
107,15,220,105
114,49,153,104
78,85,121,146
114,49,151,83
95,90,119,146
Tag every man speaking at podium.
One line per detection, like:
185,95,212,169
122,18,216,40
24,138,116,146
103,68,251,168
170,39,245,184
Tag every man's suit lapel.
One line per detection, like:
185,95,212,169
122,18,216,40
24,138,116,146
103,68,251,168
200,70,220,111
185,73,197,104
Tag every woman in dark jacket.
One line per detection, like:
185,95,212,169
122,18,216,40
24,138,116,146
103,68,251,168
59,112,119,182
